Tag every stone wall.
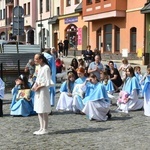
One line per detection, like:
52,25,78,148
68,49,141,60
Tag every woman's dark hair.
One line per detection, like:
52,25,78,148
70,58,78,69
19,74,30,89
67,72,75,93
89,73,99,82
108,61,114,65
127,66,135,77
104,65,110,75
38,53,49,66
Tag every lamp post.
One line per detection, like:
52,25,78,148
40,0,43,52
40,12,42,51
5,5,7,40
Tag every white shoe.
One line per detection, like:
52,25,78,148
39,129,49,135
33,129,43,135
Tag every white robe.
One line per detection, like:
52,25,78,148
143,83,150,116
33,64,51,113
56,92,73,111
82,100,110,121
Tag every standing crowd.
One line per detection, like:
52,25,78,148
0,43,150,135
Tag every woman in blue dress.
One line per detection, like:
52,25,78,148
72,67,87,113
82,73,111,121
117,66,143,113
56,71,75,111
100,71,115,100
10,75,36,117
142,67,150,116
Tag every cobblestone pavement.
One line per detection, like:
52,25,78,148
0,57,149,150
1,92,150,150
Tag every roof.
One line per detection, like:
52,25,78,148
75,2,82,13
141,2,150,14
48,16,58,24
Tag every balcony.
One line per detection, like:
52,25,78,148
83,0,127,21
6,0,14,6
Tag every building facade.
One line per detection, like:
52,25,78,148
36,0,60,49
0,0,37,44
58,0,88,51
82,0,147,59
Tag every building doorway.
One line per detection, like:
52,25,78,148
54,32,58,50
65,24,77,48
27,29,34,44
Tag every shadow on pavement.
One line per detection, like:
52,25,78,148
53,111,74,115
50,127,111,135
109,116,132,121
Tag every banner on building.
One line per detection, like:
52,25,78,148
78,28,82,45
122,49,128,57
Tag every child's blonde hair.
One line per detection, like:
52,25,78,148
122,58,128,64
67,72,75,79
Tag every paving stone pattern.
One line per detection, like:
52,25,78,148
1,94,150,150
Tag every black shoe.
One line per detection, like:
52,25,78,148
49,111,53,115
107,111,112,119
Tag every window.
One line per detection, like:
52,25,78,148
46,0,50,12
86,0,92,5
57,7,60,16
40,0,43,13
28,2,30,15
3,9,5,19
104,24,112,51
75,0,80,4
96,28,101,50
24,4,26,15
95,0,100,3
115,26,120,52
66,0,71,6
130,27,137,51
0,10,2,20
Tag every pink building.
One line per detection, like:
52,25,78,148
0,0,37,44
82,0,147,59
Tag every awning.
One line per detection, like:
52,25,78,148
141,2,150,14
48,16,58,24
75,2,82,13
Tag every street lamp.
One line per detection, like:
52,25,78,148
40,13,42,51
40,16,42,51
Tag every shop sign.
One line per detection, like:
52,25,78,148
65,17,78,24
